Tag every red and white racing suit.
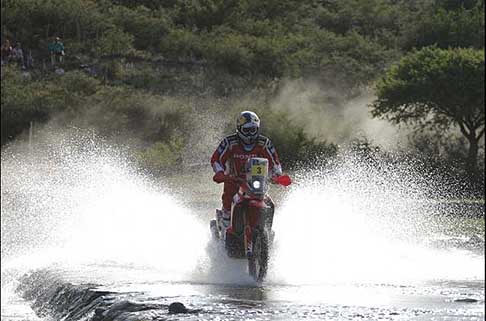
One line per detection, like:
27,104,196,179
210,133,282,211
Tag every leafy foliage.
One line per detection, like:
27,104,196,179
109,5,171,50
257,108,338,168
0,0,411,82
1,66,66,144
1,0,485,180
400,3,485,50
1,69,192,167
138,137,185,173
96,27,134,56
372,47,484,127
372,47,485,172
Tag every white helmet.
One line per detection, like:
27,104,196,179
236,111,260,145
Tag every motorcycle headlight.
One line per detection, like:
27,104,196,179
252,180,261,189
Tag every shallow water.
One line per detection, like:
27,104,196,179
1,134,484,320
2,264,484,321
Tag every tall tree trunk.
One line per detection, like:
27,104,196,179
459,122,481,178
466,134,479,175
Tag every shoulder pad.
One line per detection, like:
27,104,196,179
257,135,268,146
226,133,239,145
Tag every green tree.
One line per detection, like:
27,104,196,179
1,66,67,144
96,27,134,56
400,1,484,50
110,5,171,50
2,0,109,53
138,137,185,174
371,47,485,174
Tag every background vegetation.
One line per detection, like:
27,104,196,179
1,0,484,196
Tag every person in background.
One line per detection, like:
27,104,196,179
11,42,24,69
25,50,34,70
48,36,65,66
1,39,13,65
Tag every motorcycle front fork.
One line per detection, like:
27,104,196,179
243,214,253,258
231,201,273,258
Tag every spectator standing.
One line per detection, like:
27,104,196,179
25,50,34,69
11,42,25,68
48,36,65,66
1,39,13,65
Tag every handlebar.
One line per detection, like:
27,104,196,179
213,172,291,187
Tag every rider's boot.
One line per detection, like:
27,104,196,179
217,208,231,232
264,198,276,244
264,197,275,229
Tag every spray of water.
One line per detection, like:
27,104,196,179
1,130,209,289
270,155,484,285
1,128,483,308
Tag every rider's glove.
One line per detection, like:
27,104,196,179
213,172,245,184
213,171,227,183
272,174,292,186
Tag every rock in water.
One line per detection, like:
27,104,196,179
454,298,478,303
168,302,188,314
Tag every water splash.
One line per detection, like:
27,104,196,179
193,241,257,286
1,129,483,297
1,130,208,283
270,155,484,285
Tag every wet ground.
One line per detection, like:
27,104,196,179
2,267,485,321
2,238,484,321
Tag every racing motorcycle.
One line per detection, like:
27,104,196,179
210,158,291,283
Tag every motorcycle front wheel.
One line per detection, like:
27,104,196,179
248,227,269,283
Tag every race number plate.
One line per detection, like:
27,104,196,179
251,164,267,176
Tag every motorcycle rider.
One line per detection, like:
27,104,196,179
211,111,283,230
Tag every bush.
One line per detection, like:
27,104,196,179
206,32,254,75
138,137,185,174
1,66,66,144
159,28,206,60
314,0,402,39
98,60,126,83
2,0,109,55
256,108,338,168
96,27,135,57
171,0,230,30
407,131,485,197
110,5,172,51
58,70,100,96
400,3,484,50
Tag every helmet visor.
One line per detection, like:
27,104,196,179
241,126,258,135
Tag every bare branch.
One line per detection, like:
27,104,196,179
473,112,483,123
458,121,470,138
477,127,485,140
